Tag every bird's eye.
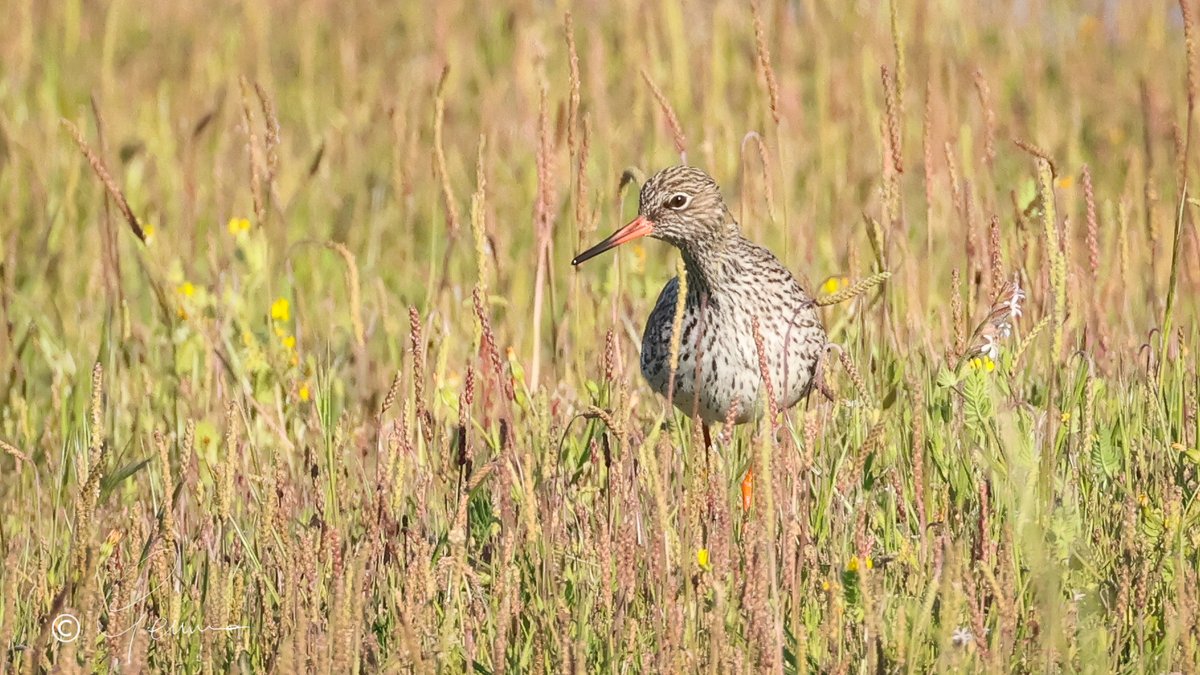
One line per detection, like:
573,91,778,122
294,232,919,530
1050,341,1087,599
666,193,690,209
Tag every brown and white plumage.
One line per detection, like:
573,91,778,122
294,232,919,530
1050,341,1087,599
574,165,826,425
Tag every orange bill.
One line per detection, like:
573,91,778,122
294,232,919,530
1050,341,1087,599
571,215,654,266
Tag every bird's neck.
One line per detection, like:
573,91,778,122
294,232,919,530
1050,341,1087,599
677,235,749,299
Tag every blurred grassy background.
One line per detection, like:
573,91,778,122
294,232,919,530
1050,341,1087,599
1,0,1199,672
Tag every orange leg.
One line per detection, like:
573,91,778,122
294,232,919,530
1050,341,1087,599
740,467,754,513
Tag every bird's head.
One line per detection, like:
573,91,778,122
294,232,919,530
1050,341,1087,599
572,165,736,266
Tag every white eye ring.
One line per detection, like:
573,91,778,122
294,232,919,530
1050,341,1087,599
666,193,690,210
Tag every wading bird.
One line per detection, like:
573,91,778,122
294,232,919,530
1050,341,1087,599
573,165,827,448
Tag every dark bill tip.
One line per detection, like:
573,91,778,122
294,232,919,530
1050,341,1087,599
570,216,653,267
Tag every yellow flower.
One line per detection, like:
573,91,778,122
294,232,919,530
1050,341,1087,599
143,223,156,241
628,243,648,270
227,217,252,234
282,335,296,350
969,356,995,373
1060,411,1071,423
696,548,710,569
177,281,195,297
271,297,290,322
848,556,860,573
821,276,849,295
298,383,311,402
1138,493,1149,507
821,579,831,592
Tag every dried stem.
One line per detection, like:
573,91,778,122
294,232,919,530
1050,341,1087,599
641,69,688,161
61,119,145,242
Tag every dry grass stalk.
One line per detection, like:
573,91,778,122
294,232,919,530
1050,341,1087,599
687,293,711,431
751,317,779,424
457,364,476,474
1161,0,1197,373
88,362,104,475
889,0,906,114
254,81,281,191
154,428,176,551
665,257,689,409
434,66,461,237
910,378,927,536
72,363,106,576
815,271,891,306
410,306,433,441
944,141,963,213
749,317,782,670
1012,314,1051,369
576,114,592,236
380,370,401,422
603,328,617,384
89,95,124,303
1117,199,1130,299
1014,138,1057,178
471,135,490,294
1081,166,1100,284
988,214,1004,296
0,438,29,464
390,104,412,203
564,11,581,158
1174,120,1187,190
640,69,688,160
1,550,20,668
180,420,196,491
719,398,741,446
1035,158,1067,357
215,402,237,522
530,83,556,388
1183,0,1198,122
923,80,935,252
741,132,777,224
750,0,781,126
951,268,965,357
973,69,996,167
61,119,146,241
238,76,266,224
881,65,904,174
835,347,872,408
474,285,514,402
326,241,365,349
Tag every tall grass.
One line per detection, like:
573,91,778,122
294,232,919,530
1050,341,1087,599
1,0,1198,672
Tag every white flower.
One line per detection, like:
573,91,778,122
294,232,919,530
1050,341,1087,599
1009,277,1025,319
981,334,1001,360
952,627,975,647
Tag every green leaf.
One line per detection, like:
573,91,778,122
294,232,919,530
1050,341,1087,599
936,366,959,389
1090,431,1120,479
101,457,152,496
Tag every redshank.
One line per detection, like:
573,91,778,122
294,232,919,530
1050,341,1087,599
573,165,826,429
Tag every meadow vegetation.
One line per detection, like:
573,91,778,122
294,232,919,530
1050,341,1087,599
1,0,1199,672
